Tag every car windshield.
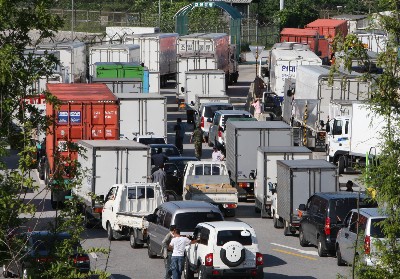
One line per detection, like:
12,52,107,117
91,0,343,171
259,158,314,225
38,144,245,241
174,212,223,232
151,146,180,157
204,105,233,118
217,230,252,246
139,138,165,145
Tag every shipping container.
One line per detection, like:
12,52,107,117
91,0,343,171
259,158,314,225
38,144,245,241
354,30,388,53
36,41,87,83
89,44,140,77
42,84,119,208
114,93,167,141
254,146,312,218
275,159,338,234
75,140,150,226
306,19,348,41
123,33,178,86
225,121,293,200
280,28,319,54
177,33,229,57
106,26,160,42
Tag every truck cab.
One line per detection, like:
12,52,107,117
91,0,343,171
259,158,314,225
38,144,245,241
327,115,351,164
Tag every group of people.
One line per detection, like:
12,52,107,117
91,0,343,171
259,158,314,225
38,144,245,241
162,225,196,279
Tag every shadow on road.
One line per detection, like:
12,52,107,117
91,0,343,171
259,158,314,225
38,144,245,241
266,274,317,279
262,253,287,268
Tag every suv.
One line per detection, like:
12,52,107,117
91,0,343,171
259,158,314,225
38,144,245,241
184,221,263,279
298,192,376,257
336,208,388,266
146,201,224,258
195,103,234,142
208,110,253,149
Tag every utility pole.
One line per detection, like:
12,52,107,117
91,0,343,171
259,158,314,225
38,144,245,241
280,0,284,10
71,0,74,41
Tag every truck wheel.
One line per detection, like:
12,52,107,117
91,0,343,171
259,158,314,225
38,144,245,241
338,156,345,174
299,227,309,247
83,211,94,229
283,221,292,236
147,240,157,258
184,256,194,279
130,230,143,249
107,222,114,241
273,214,279,228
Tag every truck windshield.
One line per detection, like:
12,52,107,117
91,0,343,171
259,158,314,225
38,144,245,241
194,164,226,175
174,212,223,232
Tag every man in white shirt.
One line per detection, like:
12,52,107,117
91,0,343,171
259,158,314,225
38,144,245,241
212,146,225,161
169,228,195,279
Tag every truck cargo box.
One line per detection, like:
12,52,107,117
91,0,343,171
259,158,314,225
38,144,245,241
45,84,119,173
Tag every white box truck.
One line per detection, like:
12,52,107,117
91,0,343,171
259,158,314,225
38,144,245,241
354,30,387,54
36,41,87,83
284,65,371,151
184,69,227,123
328,102,385,174
75,140,151,227
123,33,178,87
254,146,312,218
106,26,160,42
89,44,140,77
269,43,322,97
115,93,167,142
275,159,338,235
225,121,293,201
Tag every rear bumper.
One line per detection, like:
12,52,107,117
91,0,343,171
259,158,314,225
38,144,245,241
203,266,263,278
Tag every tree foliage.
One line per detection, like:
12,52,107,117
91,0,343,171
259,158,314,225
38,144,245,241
276,0,319,28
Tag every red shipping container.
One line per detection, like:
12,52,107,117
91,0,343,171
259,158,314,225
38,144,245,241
318,38,331,63
280,28,319,53
46,84,119,173
305,19,348,42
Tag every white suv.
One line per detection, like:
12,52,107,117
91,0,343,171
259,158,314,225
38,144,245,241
184,221,263,279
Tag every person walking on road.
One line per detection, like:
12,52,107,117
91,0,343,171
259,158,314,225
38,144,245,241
174,118,185,153
252,98,262,120
190,125,203,160
212,147,225,161
161,225,176,279
169,228,195,279
151,163,166,194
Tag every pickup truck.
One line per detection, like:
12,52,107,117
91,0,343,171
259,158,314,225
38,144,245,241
101,182,164,248
182,161,238,217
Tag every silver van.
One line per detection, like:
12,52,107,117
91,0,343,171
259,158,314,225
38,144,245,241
146,201,224,258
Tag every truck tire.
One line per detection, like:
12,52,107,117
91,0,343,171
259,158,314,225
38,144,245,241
338,156,345,174
130,229,143,249
147,239,157,258
184,256,194,279
283,221,292,236
107,222,114,241
50,193,58,210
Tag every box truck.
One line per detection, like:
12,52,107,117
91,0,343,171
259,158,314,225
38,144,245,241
38,84,119,209
254,146,312,218
123,33,178,87
36,41,87,83
114,93,167,142
75,140,151,227
275,159,338,235
225,121,293,201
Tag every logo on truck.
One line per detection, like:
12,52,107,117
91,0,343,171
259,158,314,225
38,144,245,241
281,65,297,73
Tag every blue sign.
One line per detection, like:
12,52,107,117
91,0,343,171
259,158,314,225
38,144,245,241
70,111,81,124
58,111,68,123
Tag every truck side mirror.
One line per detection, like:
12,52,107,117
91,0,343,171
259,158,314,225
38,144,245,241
298,204,306,211
249,170,256,179
180,87,185,93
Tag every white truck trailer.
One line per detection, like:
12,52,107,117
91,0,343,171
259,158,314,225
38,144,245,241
182,161,238,217
275,159,338,235
254,146,312,218
75,140,151,227
328,102,386,174
269,42,322,97
89,44,140,78
102,182,164,248
284,65,371,151
123,33,178,87
114,93,167,142
225,121,293,201
36,41,87,83
184,69,227,123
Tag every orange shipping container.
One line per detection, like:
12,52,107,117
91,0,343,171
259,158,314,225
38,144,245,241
305,19,348,41
280,28,319,53
46,84,119,173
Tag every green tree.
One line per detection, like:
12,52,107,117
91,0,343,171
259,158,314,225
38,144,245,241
276,0,319,28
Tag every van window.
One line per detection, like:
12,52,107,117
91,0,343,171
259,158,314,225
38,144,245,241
217,230,252,246
213,114,220,125
370,218,386,238
174,212,223,232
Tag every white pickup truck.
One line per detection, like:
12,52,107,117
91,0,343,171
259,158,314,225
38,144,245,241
102,182,164,248
182,161,238,217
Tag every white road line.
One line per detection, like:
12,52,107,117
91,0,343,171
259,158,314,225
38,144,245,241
270,243,319,256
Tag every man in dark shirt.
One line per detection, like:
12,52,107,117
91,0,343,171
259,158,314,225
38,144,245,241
151,148,167,171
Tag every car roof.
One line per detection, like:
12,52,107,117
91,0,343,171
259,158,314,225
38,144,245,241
160,201,221,212
314,191,368,199
353,207,387,218
167,157,198,162
216,110,251,115
199,221,253,230
29,231,71,238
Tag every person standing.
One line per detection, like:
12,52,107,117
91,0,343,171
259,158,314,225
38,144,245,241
252,98,262,120
161,225,176,279
169,228,194,279
212,147,225,161
151,163,167,194
345,180,354,192
174,118,185,153
190,125,203,160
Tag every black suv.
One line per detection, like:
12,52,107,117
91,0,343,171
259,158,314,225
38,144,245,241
298,192,376,257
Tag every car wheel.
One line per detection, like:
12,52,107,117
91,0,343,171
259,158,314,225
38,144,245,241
317,237,327,257
198,265,208,279
107,222,114,241
184,256,194,279
130,230,143,249
147,240,157,258
336,245,346,266
299,227,309,247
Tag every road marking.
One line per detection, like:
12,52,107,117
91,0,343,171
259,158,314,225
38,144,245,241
272,249,317,261
270,243,319,256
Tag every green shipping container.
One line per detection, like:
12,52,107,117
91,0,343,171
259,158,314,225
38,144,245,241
95,62,145,79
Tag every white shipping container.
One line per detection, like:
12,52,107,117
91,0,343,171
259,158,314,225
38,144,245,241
123,33,178,75
89,44,140,76
115,93,167,141
36,41,87,83
177,33,228,55
355,31,387,53
185,70,226,107
106,26,160,41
